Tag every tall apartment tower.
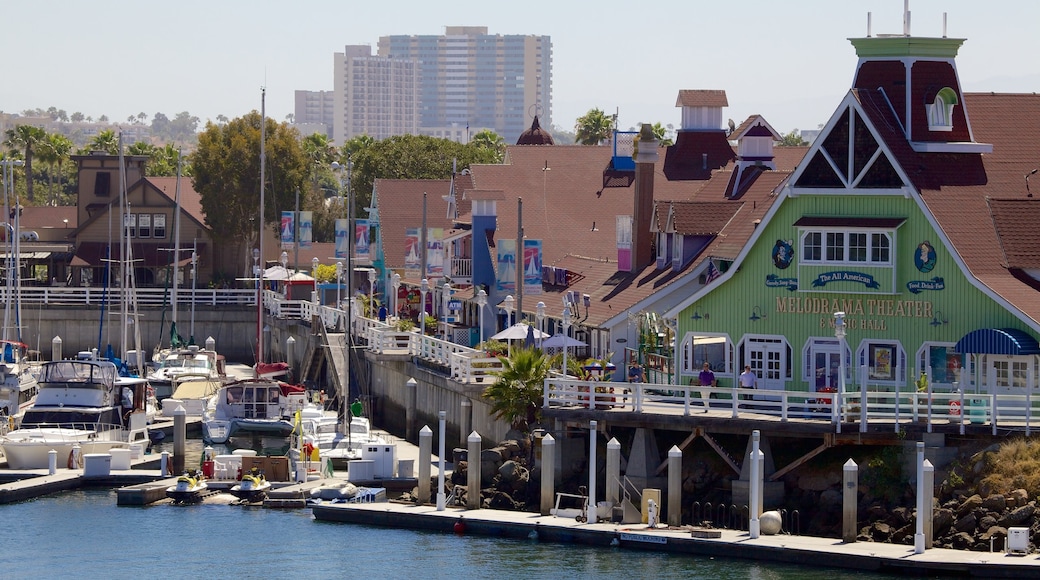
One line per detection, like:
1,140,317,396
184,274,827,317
332,45,420,142
377,26,552,143
293,90,336,139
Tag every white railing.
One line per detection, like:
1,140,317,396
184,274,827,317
542,378,1040,433
450,257,472,279
3,286,256,306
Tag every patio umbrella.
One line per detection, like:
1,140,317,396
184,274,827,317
540,333,587,348
490,323,549,341
524,324,536,348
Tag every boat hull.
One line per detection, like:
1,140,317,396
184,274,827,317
229,480,271,502
166,479,208,503
1,428,128,469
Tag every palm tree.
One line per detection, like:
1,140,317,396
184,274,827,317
574,108,615,145
471,129,505,162
45,133,73,205
482,346,551,431
4,124,47,202
87,130,119,155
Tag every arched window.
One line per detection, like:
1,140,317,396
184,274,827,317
927,87,958,131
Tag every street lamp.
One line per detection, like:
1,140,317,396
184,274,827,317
834,311,847,427
536,301,546,349
562,305,573,376
442,281,452,342
502,295,515,356
335,261,344,313
503,295,515,327
392,273,401,320
420,278,429,336
252,248,260,287
367,268,376,318
475,288,487,346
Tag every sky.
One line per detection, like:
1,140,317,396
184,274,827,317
3,0,1039,139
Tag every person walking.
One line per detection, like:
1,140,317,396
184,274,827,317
739,364,758,401
698,362,716,412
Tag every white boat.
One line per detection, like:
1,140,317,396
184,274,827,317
0,340,39,429
308,415,388,462
201,381,305,444
148,345,226,401
166,470,208,504
229,467,271,503
0,359,150,469
162,378,221,418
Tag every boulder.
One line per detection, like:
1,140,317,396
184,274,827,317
950,531,976,550
998,504,1035,528
957,494,983,517
933,508,955,536
798,472,840,492
1008,489,1029,508
981,493,1006,512
954,513,977,534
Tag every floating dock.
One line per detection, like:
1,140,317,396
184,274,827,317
311,501,1040,578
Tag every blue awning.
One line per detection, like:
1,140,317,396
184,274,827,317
955,328,1040,355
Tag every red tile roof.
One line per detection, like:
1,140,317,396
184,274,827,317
676,90,729,108
912,93,1040,324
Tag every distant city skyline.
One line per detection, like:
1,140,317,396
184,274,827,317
2,1,1038,142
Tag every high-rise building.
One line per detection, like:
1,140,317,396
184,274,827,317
293,90,336,139
377,26,552,143
332,45,420,142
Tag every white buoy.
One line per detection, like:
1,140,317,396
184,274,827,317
761,510,782,535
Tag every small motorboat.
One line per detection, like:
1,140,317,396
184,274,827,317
229,468,271,503
166,470,208,504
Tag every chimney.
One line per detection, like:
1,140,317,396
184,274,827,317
631,124,658,272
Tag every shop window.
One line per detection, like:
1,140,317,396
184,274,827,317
800,228,893,265
858,340,906,385
138,214,151,238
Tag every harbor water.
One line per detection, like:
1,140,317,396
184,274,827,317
0,489,909,580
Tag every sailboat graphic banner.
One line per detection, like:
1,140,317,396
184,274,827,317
426,228,444,278
335,219,349,259
404,228,420,274
497,239,516,293
299,211,313,249
280,211,294,250
524,239,542,296
355,219,370,260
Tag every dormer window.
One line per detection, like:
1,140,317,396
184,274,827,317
926,87,958,132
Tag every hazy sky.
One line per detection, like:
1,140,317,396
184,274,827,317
3,0,1038,138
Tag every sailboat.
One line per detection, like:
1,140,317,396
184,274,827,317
201,90,298,444
0,160,39,427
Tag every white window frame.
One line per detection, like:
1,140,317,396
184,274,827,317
679,332,732,380
915,342,964,390
799,228,894,266
856,339,907,387
738,334,791,383
802,337,852,384
138,213,152,239
153,213,166,239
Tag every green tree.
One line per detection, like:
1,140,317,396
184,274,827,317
43,133,74,205
482,346,551,431
190,112,308,279
574,108,615,145
778,129,808,147
471,129,505,162
348,134,500,216
4,124,47,202
87,130,119,155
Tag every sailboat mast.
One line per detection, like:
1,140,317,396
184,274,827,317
2,161,11,343
118,133,129,361
172,149,182,334
256,88,266,377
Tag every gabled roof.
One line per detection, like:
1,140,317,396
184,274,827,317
676,90,728,108
921,93,1040,325
988,199,1040,269
729,115,782,141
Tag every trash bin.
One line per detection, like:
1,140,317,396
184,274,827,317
968,397,987,424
